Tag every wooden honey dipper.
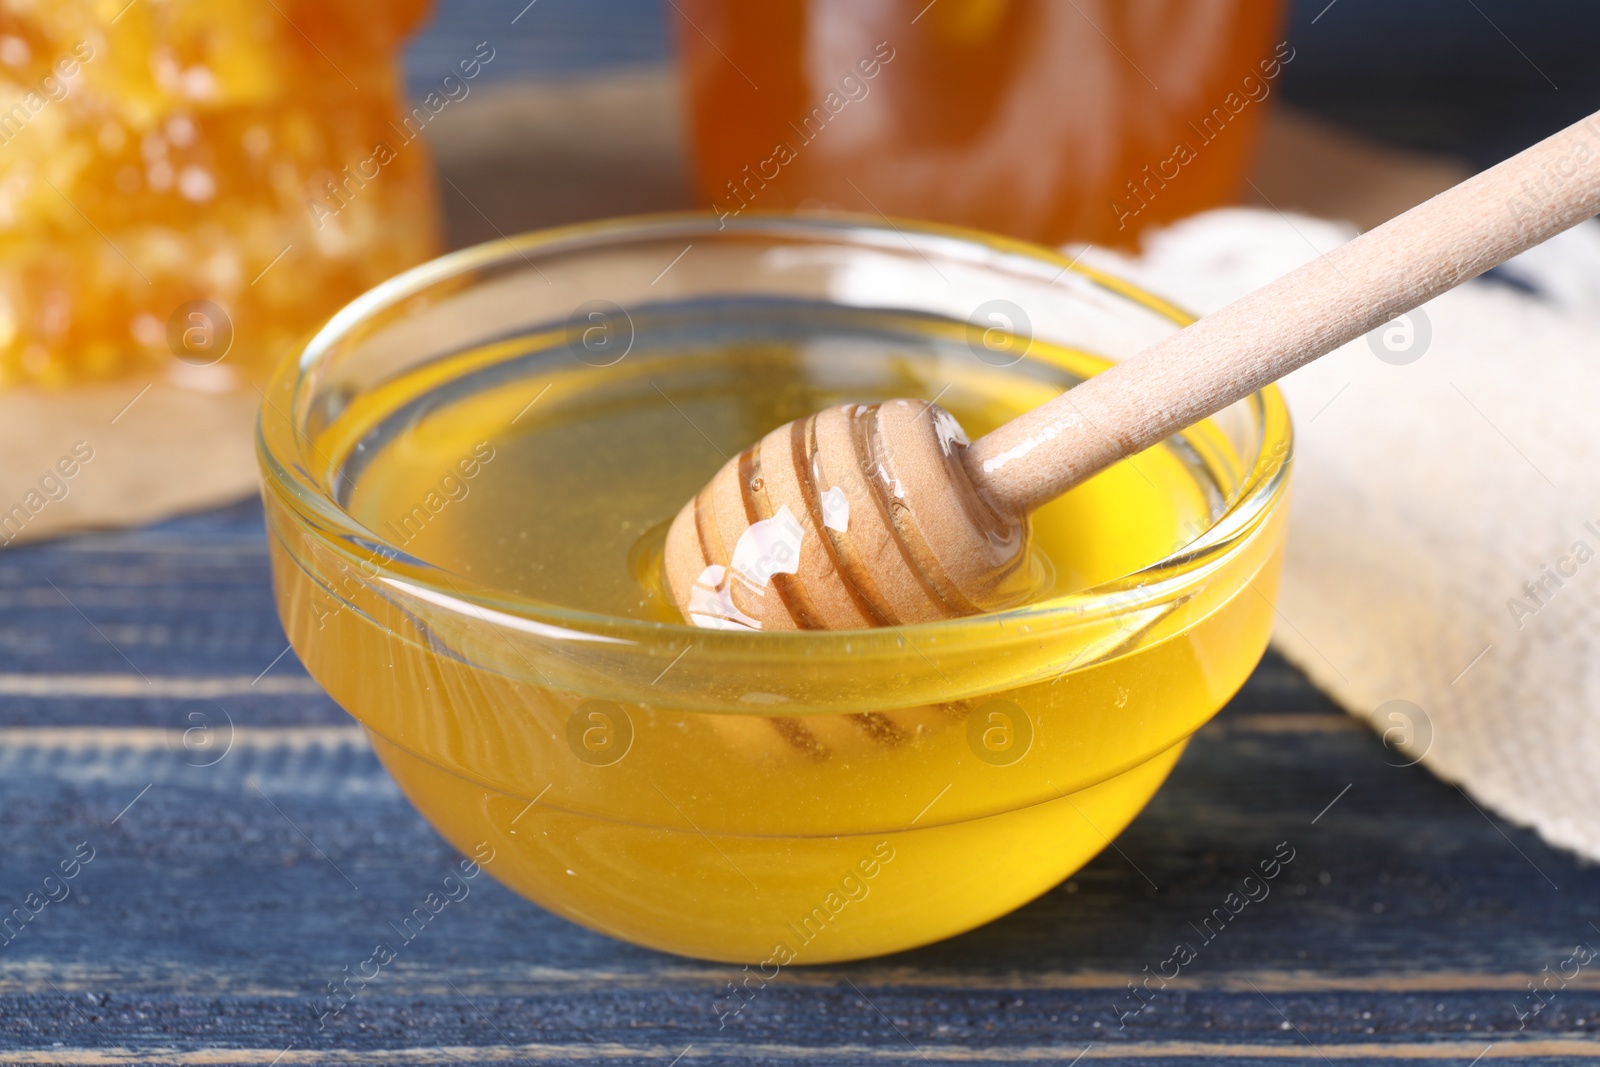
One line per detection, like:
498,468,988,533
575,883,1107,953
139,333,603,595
666,110,1600,632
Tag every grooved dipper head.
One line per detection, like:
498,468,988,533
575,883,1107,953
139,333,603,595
663,399,1033,631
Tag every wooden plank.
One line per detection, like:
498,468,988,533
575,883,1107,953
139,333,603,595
0,1039,1598,1066
2,498,1593,1065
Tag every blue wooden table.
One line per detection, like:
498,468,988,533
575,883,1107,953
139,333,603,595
6,2,1600,1063
5,501,1598,1063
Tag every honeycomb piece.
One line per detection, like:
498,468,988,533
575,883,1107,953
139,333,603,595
0,0,439,388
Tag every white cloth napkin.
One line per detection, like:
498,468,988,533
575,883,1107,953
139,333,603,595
1076,208,1600,861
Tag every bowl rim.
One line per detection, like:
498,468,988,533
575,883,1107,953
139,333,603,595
257,210,1292,653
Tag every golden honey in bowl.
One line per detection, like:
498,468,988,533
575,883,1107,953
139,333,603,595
261,215,1291,963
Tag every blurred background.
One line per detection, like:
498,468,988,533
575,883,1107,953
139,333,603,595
2,0,1596,540
4,0,1594,391
407,0,1600,244
401,0,1600,155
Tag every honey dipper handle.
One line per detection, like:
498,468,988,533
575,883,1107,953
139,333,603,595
965,108,1600,518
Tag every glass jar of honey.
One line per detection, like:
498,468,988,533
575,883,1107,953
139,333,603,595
675,0,1288,247
0,0,439,388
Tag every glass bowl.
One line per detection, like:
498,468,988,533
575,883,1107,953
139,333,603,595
257,213,1292,964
